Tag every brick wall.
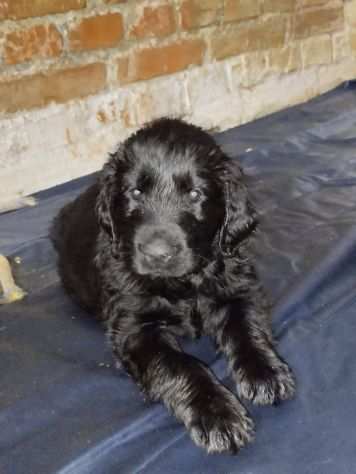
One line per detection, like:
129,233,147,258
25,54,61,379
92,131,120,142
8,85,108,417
1,0,356,202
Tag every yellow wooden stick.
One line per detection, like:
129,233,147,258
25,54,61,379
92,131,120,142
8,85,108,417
0,254,26,304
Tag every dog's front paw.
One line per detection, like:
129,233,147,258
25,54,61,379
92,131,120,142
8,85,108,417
235,358,296,405
186,387,255,454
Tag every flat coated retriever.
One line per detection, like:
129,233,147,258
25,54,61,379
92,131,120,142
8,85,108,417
51,118,296,454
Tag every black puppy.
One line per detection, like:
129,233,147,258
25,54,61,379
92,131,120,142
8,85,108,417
51,118,295,454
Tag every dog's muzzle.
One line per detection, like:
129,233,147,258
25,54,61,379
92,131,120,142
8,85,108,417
138,239,181,266
134,224,191,276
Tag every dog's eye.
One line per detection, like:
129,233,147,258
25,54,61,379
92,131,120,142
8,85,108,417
189,189,201,202
131,188,142,200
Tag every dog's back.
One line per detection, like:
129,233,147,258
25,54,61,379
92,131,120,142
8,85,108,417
50,183,102,315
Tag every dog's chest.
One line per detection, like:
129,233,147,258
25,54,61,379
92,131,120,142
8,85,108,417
166,296,202,339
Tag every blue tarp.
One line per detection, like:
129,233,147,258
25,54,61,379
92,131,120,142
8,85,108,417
1,82,356,474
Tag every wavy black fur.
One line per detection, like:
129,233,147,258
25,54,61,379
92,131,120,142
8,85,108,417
51,118,295,454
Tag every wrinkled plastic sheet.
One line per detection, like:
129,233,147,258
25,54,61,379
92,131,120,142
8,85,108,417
1,82,356,474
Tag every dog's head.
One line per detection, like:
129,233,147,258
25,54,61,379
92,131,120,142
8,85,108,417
97,118,257,278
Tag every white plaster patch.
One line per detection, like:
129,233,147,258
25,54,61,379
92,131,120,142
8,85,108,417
0,56,355,203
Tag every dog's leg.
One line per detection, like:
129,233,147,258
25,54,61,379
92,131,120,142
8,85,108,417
109,323,254,454
205,289,296,406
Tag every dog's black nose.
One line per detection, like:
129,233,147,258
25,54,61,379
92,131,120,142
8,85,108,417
138,240,179,265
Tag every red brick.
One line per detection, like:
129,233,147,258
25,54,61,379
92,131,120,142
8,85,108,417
0,63,106,114
294,7,344,39
299,0,329,6
181,0,221,30
262,0,295,13
345,2,356,27
122,39,206,83
69,13,124,51
269,44,302,73
223,0,260,23
350,30,356,53
302,35,332,67
0,0,86,20
212,17,287,60
4,24,63,65
129,5,176,39
117,56,129,84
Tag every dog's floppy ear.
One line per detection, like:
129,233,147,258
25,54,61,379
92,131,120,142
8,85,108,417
96,153,119,245
219,160,258,257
